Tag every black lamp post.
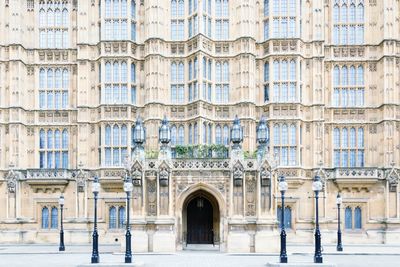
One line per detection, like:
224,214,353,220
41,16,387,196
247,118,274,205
336,193,343,252
123,173,133,263
278,175,288,263
230,115,243,150
91,176,100,264
58,195,65,251
312,175,323,263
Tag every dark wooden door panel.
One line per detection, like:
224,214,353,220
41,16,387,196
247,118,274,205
187,197,213,244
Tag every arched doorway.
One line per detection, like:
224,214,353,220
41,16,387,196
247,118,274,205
182,190,220,245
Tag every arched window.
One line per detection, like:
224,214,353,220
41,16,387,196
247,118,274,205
105,125,111,146
47,69,54,88
215,62,221,82
281,124,288,145
62,8,69,27
121,62,127,82
109,206,117,229
289,124,296,146
341,3,348,23
121,0,127,16
342,128,348,148
341,66,348,85
333,4,339,23
55,9,61,26
55,69,61,88
39,68,46,88
118,207,125,228
113,62,119,82
333,128,340,148
121,125,127,146
356,2,364,22
264,62,269,82
105,62,112,82
216,125,222,144
131,0,136,18
62,129,68,149
40,129,46,149
42,207,49,228
223,125,229,145
273,60,279,80
354,207,362,229
47,8,54,27
178,62,184,82
51,207,58,229
193,123,198,144
349,4,356,23
345,207,352,229
264,0,269,16
223,62,229,82
171,125,177,145
203,57,207,79
131,63,136,82
105,0,111,17
357,128,364,147
357,66,364,85
349,66,356,85
188,124,193,144
62,69,69,89
113,0,120,17
289,60,296,80
47,130,53,149
113,125,119,146
203,123,207,143
349,128,356,148
178,126,184,145
208,124,212,144
281,60,288,80
54,130,61,149
40,9,46,27
273,124,280,145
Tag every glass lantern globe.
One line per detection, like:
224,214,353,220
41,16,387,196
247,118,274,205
133,118,146,145
312,175,323,192
336,193,342,205
92,176,100,194
278,176,288,192
58,195,65,206
256,116,269,144
230,115,243,144
124,179,133,193
159,116,171,144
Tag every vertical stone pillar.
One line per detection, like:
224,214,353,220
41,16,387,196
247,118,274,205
75,168,87,219
146,172,157,216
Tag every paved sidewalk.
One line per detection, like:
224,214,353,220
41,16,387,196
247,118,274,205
0,243,399,255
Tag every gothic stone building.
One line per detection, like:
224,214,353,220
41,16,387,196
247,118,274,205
0,0,399,253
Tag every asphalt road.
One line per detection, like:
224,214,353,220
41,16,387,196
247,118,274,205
0,251,399,267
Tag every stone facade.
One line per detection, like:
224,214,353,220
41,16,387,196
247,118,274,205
0,0,399,252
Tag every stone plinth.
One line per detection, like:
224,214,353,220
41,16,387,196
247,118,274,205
266,263,336,267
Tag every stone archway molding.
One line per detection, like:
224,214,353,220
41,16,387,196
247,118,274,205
177,182,226,216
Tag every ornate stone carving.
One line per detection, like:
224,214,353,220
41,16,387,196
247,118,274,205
5,170,19,193
260,167,271,187
233,164,244,187
159,168,169,187
75,167,87,193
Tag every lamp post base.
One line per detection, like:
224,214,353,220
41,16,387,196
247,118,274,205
314,255,323,264
336,245,343,252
